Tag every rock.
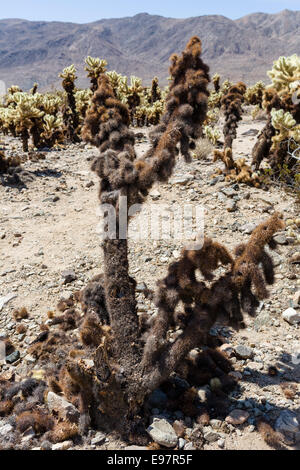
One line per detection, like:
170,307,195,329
197,385,211,402
218,438,225,448
226,200,237,212
240,223,256,234
147,418,178,448
282,308,300,325
171,176,193,185
41,440,52,450
219,343,234,357
91,432,106,446
228,371,243,381
273,233,287,245
0,423,13,437
136,282,148,293
6,350,20,364
52,441,73,451
234,345,253,359
61,270,76,285
292,291,300,307
225,410,250,425
203,429,221,443
275,410,300,434
290,252,300,264
149,189,161,200
47,391,80,423
184,442,196,450
178,438,186,450
0,293,17,311
221,187,237,197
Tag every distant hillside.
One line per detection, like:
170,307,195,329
0,9,299,90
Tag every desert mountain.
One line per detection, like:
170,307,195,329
0,9,299,90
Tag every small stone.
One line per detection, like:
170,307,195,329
52,441,73,451
147,418,178,448
197,385,211,402
290,252,300,264
47,391,80,423
91,432,106,446
136,282,148,293
217,438,225,449
221,187,236,197
273,233,287,245
228,371,243,381
292,291,300,307
204,430,221,443
0,293,17,311
226,200,237,212
149,189,161,200
61,270,76,285
0,423,13,437
234,345,253,359
275,410,300,434
240,223,256,234
226,410,250,425
219,343,234,357
6,350,20,364
210,378,222,391
178,438,186,450
282,308,300,325
184,442,196,450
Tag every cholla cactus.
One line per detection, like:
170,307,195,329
271,109,300,148
203,125,221,145
212,73,221,92
75,89,93,120
13,93,44,152
245,81,266,107
59,65,80,143
85,56,107,92
268,55,300,95
40,114,64,148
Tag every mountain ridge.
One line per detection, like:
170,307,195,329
0,10,299,90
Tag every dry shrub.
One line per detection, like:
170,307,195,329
193,138,213,160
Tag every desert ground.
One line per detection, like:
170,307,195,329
0,111,299,450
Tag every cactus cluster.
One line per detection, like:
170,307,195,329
251,54,300,189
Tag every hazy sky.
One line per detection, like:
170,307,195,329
1,0,299,23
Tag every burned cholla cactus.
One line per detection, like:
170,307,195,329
221,82,246,150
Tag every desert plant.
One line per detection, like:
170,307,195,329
251,54,300,185
221,82,246,149
44,37,284,441
212,73,220,92
85,56,108,92
245,81,266,107
59,65,80,143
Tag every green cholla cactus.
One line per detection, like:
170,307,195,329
268,55,300,94
245,81,266,107
85,56,107,91
40,114,64,147
75,89,93,120
59,64,77,82
13,93,44,151
203,125,221,145
271,108,300,149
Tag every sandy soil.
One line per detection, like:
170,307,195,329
0,113,299,450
